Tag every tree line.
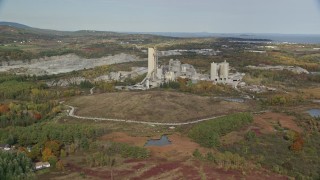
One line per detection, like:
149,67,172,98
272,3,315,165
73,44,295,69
0,101,61,128
0,123,106,171
0,151,34,180
160,78,237,96
0,123,106,147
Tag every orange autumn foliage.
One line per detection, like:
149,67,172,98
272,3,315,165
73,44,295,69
290,134,304,152
45,140,62,157
18,147,28,153
42,147,54,161
33,112,42,120
0,104,10,113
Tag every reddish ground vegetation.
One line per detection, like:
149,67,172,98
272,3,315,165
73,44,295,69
95,132,288,180
203,164,287,180
250,127,262,135
123,159,145,164
55,132,289,180
67,162,134,179
253,112,303,134
132,162,182,180
178,164,201,180
132,163,146,170
203,165,244,179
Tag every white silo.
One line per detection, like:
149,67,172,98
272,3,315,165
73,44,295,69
148,48,158,79
211,62,218,81
220,60,229,80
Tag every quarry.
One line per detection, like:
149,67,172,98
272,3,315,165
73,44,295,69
11,47,246,89
246,64,310,74
0,53,143,76
1,46,310,94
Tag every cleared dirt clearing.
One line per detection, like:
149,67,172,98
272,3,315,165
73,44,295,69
68,91,250,123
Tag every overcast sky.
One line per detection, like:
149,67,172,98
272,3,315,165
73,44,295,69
0,0,320,34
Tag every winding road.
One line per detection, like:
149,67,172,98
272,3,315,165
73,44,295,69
65,105,228,126
65,105,268,126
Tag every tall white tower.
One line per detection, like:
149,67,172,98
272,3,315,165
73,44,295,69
148,48,157,79
220,60,229,80
211,62,218,81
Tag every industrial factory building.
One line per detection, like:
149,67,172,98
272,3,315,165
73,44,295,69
210,60,229,82
135,48,243,90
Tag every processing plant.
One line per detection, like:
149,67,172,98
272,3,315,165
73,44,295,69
133,48,244,90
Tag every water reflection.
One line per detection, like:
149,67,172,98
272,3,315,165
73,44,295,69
307,109,320,118
144,135,171,147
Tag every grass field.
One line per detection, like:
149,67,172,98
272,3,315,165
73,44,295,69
68,91,250,123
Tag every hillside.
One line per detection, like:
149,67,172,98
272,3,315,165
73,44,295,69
0,22,31,29
0,23,174,62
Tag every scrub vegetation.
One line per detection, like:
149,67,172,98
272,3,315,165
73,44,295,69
188,113,253,147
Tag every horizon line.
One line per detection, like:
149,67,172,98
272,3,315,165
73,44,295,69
1,21,320,36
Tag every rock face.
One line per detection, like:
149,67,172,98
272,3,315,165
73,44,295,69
246,65,310,74
46,66,148,87
0,53,145,76
46,77,86,87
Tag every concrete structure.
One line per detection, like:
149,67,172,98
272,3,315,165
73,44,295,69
169,59,181,77
165,71,176,81
148,48,158,79
211,62,218,81
221,60,229,81
180,64,197,79
166,59,198,80
132,47,161,90
156,67,163,80
211,60,229,83
132,48,244,90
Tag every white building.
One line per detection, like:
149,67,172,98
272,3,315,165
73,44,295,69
211,60,229,83
35,162,51,170
0,144,11,151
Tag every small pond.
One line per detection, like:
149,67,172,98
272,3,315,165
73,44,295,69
144,135,171,147
307,109,320,118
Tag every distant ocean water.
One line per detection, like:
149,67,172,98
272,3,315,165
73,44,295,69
201,34,320,44
230,34,320,44
141,32,320,44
